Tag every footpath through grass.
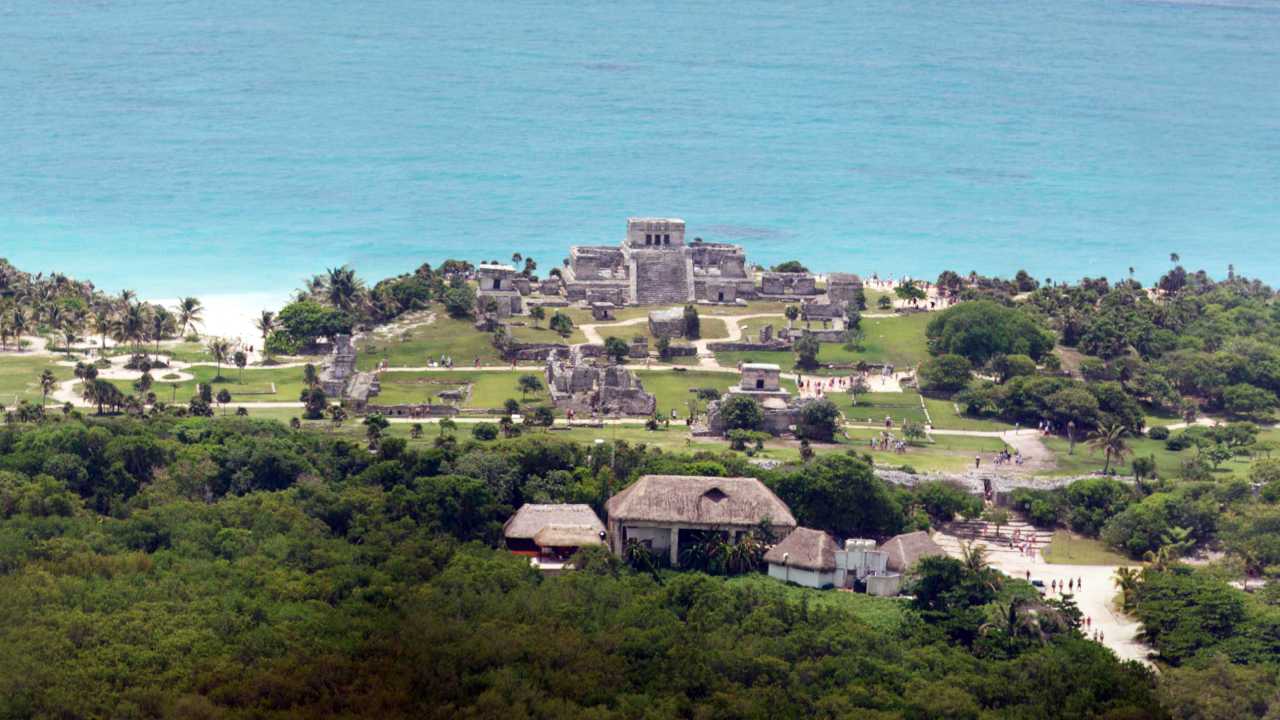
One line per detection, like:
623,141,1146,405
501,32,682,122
0,355,72,405
357,317,504,370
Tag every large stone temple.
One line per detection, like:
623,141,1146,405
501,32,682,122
561,218,756,305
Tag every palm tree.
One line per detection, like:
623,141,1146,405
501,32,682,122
60,327,79,358
175,297,204,338
39,369,56,408
150,306,173,359
256,311,275,344
92,306,113,350
323,266,364,312
1170,252,1180,264
1087,422,1132,474
119,303,147,354
206,338,231,380
980,598,1068,652
1113,567,1141,612
10,309,28,351
960,542,990,574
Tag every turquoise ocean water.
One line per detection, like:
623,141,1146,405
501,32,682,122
1,0,1278,297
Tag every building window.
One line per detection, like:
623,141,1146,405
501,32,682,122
493,279,501,290
756,378,765,390
645,233,652,244
664,234,671,244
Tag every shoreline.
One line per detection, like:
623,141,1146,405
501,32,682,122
147,291,292,347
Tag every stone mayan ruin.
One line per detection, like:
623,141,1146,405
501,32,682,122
320,334,381,411
561,218,755,305
706,363,813,436
545,347,657,416
475,263,525,318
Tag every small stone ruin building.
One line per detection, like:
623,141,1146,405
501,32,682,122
760,271,818,297
825,273,864,306
730,363,791,399
706,363,810,436
319,334,381,411
590,302,616,321
476,263,524,318
545,348,656,416
647,307,686,338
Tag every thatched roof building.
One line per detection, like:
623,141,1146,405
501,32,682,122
764,527,839,572
605,475,797,566
606,475,796,529
880,531,946,572
503,504,605,556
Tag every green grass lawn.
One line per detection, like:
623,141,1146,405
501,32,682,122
506,322,582,345
110,365,308,404
633,369,797,418
357,317,504,370
1041,436,1252,479
922,397,1015,431
831,390,928,425
818,313,931,368
732,316,788,342
724,575,907,632
0,355,73,406
714,349,796,369
845,427,1008,473
1041,531,1134,566
377,370,551,410
714,313,931,372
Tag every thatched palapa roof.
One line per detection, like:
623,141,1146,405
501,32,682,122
534,526,604,548
606,475,797,529
503,504,605,541
881,531,945,572
764,527,839,571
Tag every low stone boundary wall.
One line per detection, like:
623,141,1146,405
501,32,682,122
363,404,460,418
706,341,791,353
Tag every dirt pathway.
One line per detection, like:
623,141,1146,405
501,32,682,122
933,530,1151,666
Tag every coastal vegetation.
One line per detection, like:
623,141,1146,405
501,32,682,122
5,255,1280,716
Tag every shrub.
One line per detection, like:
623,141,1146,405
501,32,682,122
471,423,499,441
1148,426,1170,440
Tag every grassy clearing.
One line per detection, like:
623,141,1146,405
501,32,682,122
506,322,582,345
732,316,788,342
818,313,931,368
830,390,929,425
633,369,799,419
375,370,551,410
0,355,73,405
845,427,1008,473
109,365,305,404
714,313,932,372
724,575,907,632
922,397,1015,431
1041,436,1252,479
1041,531,1133,566
357,316,503,370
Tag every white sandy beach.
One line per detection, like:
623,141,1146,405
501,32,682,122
148,291,292,346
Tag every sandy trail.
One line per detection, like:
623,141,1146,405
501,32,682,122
934,530,1151,666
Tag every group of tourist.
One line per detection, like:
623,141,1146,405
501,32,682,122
427,354,455,369
1010,528,1038,556
868,432,908,454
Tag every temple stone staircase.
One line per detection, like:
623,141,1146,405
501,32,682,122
934,517,1054,562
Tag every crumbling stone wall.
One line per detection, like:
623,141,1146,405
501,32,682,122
761,272,818,296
